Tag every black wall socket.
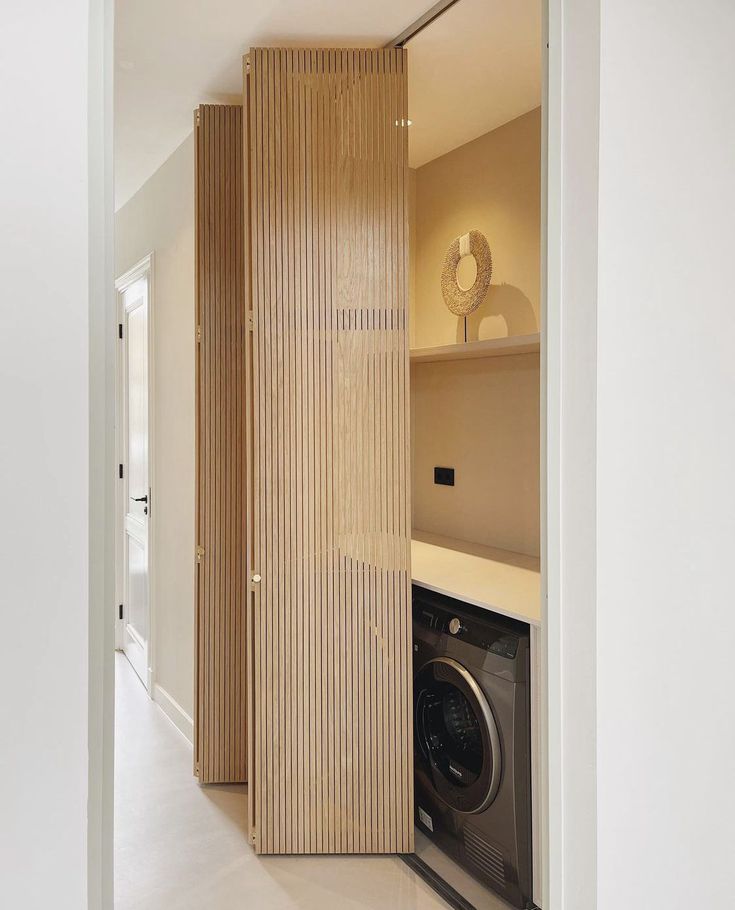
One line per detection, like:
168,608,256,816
434,466,455,487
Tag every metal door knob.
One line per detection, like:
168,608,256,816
448,617,464,635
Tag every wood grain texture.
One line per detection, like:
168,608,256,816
246,48,412,854
194,104,247,784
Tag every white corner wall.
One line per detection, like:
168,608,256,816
115,135,196,724
550,1,735,908
595,1,735,907
0,1,111,908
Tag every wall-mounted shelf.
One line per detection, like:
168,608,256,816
411,530,541,626
409,332,540,364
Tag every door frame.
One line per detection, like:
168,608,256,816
543,1,600,908
115,252,156,693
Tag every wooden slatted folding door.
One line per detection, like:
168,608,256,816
194,104,248,784
244,48,413,854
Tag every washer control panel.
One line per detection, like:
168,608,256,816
415,602,519,659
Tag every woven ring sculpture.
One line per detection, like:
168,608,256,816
440,229,493,317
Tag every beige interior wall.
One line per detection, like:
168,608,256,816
411,107,541,349
410,109,541,556
115,133,195,720
411,354,540,557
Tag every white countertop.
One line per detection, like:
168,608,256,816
411,530,541,626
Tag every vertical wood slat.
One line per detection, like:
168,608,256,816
244,62,257,842
246,48,412,854
194,104,248,785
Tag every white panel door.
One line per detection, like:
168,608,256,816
120,276,150,688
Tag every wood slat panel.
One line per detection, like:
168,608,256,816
246,48,412,854
194,103,247,784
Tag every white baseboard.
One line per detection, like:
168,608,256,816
153,683,194,745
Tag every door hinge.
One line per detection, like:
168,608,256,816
118,604,123,620
118,323,123,339
196,545,205,563
247,310,254,331
195,108,201,128
196,324,202,343
118,463,124,479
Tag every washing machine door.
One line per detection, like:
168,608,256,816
415,656,502,814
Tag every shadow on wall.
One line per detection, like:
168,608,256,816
455,283,538,343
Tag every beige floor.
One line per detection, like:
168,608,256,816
114,653,450,910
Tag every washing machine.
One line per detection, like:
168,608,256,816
412,585,532,909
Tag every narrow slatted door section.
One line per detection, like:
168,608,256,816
194,104,248,784
245,48,413,855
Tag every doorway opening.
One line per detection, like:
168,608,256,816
110,1,552,909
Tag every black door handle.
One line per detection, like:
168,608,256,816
131,495,148,503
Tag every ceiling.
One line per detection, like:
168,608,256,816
115,0,542,209
114,0,430,209
407,0,541,168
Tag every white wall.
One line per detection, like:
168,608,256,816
550,2,735,908
115,135,196,724
0,1,111,908
595,1,735,907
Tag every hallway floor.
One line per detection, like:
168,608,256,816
114,653,450,910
